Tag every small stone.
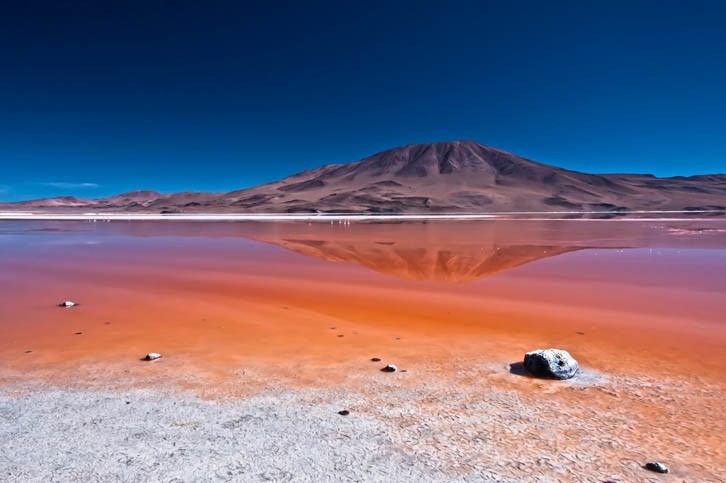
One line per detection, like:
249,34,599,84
338,410,350,416
58,301,78,308
644,462,669,474
523,348,579,380
24,350,32,354
370,357,381,362
74,332,83,335
381,364,397,373
143,353,162,361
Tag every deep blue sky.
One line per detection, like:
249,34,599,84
1,1,725,201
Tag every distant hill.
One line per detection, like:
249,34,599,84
3,141,725,213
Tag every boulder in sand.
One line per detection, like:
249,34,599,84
380,364,397,373
58,301,78,308
142,353,162,361
523,349,578,379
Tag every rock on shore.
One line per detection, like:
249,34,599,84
523,349,578,379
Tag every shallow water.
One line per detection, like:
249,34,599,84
1,218,724,386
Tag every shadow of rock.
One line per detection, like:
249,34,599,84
509,361,608,387
508,361,531,377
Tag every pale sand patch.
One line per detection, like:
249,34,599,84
1,362,723,482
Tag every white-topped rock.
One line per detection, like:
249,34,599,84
523,349,578,380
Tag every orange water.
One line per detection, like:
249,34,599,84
0,219,723,388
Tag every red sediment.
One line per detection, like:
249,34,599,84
0,219,723,388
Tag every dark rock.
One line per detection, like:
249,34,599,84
142,352,162,361
74,332,83,335
644,462,669,474
370,358,381,362
337,410,350,416
58,301,78,308
381,364,397,373
523,349,578,380
24,350,32,354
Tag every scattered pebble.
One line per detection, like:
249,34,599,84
576,332,585,335
142,353,162,361
381,364,397,373
645,462,669,474
337,410,350,416
370,358,381,362
337,335,344,338
58,301,78,308
24,350,32,354
74,332,83,335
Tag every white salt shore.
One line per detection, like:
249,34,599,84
0,210,722,222
0,364,722,482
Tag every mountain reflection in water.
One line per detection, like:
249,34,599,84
4,218,723,282
255,238,582,282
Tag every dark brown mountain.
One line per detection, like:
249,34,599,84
3,141,725,213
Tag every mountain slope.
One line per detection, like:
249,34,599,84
3,140,725,213
221,140,725,213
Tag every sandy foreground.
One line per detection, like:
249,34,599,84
1,362,723,482
0,219,724,482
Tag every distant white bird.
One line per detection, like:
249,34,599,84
58,301,78,308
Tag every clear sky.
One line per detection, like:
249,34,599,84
1,1,725,201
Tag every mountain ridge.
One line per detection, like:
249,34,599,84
3,140,725,213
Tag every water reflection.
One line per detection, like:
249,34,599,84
254,237,583,281
3,218,725,282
